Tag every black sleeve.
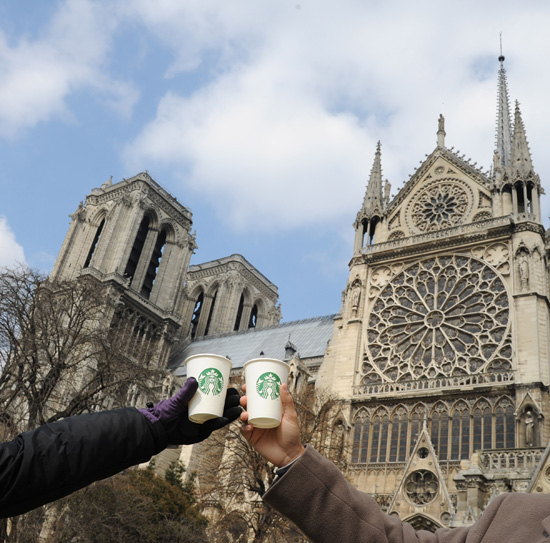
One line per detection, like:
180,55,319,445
0,407,167,518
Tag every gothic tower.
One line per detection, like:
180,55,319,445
51,171,197,369
317,56,550,530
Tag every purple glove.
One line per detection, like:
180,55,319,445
138,377,241,445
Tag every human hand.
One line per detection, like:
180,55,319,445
240,383,305,467
139,378,242,445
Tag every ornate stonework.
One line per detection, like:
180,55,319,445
363,255,511,383
408,180,472,233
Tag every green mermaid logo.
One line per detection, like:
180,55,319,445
197,368,224,396
256,372,282,400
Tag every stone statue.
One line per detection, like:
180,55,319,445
384,179,391,204
438,114,445,133
525,408,535,447
519,252,529,291
351,284,361,314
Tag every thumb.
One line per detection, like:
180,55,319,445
173,377,198,409
280,384,297,418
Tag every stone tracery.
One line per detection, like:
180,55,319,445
363,255,511,384
409,181,471,232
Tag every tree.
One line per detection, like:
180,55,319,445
194,379,350,543
22,463,209,543
0,265,171,542
0,265,165,439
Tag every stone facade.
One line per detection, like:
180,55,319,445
316,57,550,530
180,254,281,340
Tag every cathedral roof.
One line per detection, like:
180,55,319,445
169,314,336,376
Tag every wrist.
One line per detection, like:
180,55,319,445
279,444,306,468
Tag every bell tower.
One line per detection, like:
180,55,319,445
51,172,197,368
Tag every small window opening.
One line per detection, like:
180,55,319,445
190,292,204,339
516,185,526,213
141,229,167,299
234,293,245,331
248,304,258,329
84,218,105,268
204,290,217,336
124,216,150,281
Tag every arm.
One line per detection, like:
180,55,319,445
240,385,469,543
0,407,159,518
0,378,241,518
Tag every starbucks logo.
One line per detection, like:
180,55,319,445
197,368,224,396
256,372,282,400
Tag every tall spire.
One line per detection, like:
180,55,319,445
361,141,385,216
495,52,512,172
510,101,535,179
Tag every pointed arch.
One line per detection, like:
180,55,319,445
430,402,450,461
451,401,471,460
140,223,170,299
83,211,107,268
494,397,515,449
190,288,205,339
352,409,370,464
472,400,492,452
389,405,409,462
403,514,442,533
124,214,151,282
370,407,390,463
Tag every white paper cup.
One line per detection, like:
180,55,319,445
243,358,289,429
185,354,232,423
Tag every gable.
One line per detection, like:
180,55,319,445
386,151,493,240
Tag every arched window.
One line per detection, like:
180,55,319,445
451,404,471,460
495,400,515,449
351,414,369,464
124,216,150,281
362,217,380,247
234,293,245,331
431,406,449,461
370,412,389,463
190,292,204,339
84,218,105,268
473,403,492,452
248,304,258,328
389,408,408,462
141,228,167,299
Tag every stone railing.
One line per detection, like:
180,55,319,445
353,371,515,397
479,448,544,471
361,216,511,255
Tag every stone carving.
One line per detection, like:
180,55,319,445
518,251,529,291
483,243,510,270
364,255,510,383
405,470,439,505
410,181,471,233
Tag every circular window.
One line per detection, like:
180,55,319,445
405,470,439,505
364,255,510,382
408,180,472,233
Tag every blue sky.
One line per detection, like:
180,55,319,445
1,0,550,323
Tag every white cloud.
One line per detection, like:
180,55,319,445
0,0,137,138
121,1,550,229
0,216,25,268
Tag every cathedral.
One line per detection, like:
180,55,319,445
51,55,550,531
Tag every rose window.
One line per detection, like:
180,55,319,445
364,256,510,383
405,470,439,505
410,181,470,232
